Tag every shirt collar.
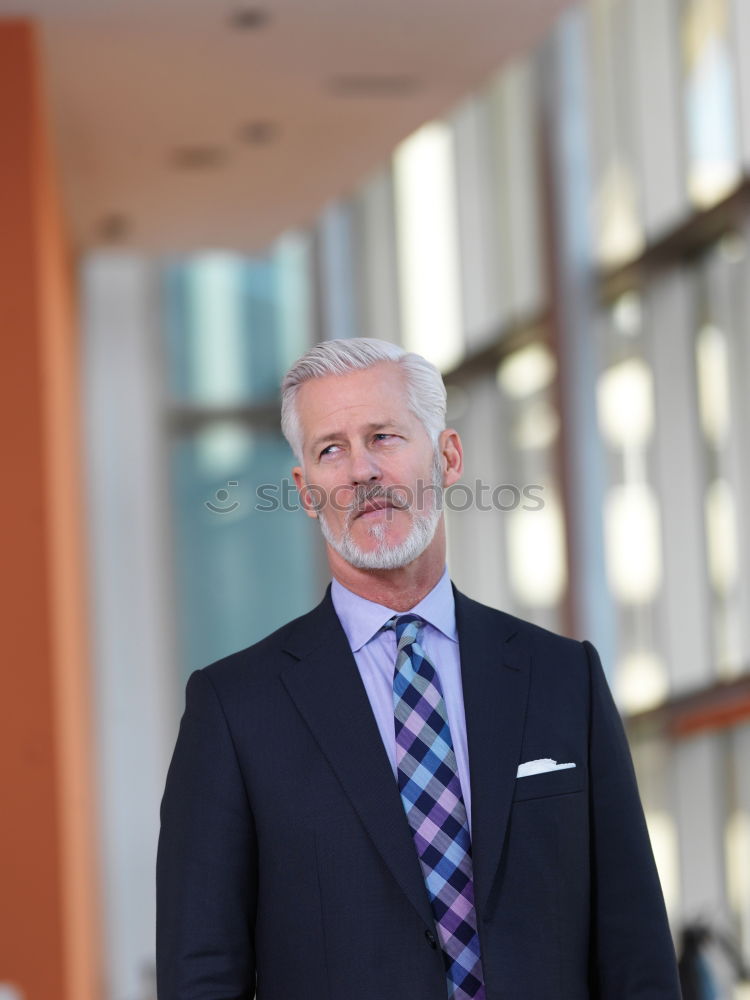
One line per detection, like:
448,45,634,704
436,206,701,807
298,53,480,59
331,566,457,653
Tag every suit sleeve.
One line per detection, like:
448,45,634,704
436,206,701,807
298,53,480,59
583,640,682,999
156,667,257,1000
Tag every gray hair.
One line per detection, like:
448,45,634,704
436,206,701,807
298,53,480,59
280,338,447,463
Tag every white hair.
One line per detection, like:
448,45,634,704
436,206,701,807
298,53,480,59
280,338,447,462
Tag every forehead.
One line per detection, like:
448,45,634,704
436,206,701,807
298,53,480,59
295,362,414,436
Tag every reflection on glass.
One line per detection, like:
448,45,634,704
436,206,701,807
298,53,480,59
188,254,247,404
597,357,654,450
495,338,566,627
170,426,318,680
704,477,738,595
604,482,662,603
615,650,669,713
696,323,731,446
195,420,253,479
681,0,741,207
597,161,645,267
597,298,665,709
393,123,463,372
273,232,312,373
612,290,642,337
506,483,568,608
590,0,644,267
163,250,298,405
693,253,745,678
496,342,556,399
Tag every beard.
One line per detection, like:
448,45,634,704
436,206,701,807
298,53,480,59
317,448,444,571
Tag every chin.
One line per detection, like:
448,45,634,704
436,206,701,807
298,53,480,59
319,505,439,572
355,519,409,547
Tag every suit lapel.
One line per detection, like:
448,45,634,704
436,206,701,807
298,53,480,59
454,587,532,921
280,588,435,930
280,584,532,928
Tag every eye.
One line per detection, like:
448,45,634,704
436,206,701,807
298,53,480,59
319,444,340,457
374,433,396,442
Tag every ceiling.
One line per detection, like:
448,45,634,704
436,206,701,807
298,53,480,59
0,0,573,252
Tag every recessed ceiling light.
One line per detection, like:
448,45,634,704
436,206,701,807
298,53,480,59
97,213,130,242
229,7,270,30
239,121,279,145
327,75,419,98
171,145,227,170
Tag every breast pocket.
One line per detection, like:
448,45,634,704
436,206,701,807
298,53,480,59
512,764,585,802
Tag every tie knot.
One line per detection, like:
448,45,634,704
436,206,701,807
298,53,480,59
384,613,424,645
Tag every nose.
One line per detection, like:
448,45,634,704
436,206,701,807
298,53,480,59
348,445,381,485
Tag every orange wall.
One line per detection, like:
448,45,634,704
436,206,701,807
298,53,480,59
0,20,101,1000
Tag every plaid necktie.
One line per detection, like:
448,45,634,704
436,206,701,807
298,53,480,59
386,614,485,1000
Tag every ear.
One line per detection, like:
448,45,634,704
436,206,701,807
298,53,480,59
439,429,463,486
292,465,320,519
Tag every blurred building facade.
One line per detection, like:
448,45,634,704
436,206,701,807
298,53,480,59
3,0,750,998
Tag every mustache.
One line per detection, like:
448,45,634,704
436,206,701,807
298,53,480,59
346,485,410,522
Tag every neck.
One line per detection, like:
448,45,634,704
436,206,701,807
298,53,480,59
328,522,447,611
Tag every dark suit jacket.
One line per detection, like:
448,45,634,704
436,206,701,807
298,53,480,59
156,584,681,1000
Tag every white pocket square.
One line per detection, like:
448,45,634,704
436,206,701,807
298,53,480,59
516,758,576,778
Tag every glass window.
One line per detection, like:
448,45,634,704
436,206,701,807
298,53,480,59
444,372,510,612
273,231,315,374
169,423,320,682
163,252,288,404
162,245,321,684
352,167,402,344
495,339,568,633
596,291,669,712
691,236,750,678
487,56,546,321
451,94,503,350
393,121,464,372
318,200,360,341
681,0,742,207
630,0,687,236
588,0,646,267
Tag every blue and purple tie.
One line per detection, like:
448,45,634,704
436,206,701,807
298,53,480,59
386,614,485,1000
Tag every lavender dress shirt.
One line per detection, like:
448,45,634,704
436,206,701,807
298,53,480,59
330,567,473,834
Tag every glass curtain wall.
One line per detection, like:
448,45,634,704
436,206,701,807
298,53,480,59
681,0,743,208
583,0,750,977
162,242,322,683
691,236,750,679
290,0,750,976
595,291,669,713
495,342,568,634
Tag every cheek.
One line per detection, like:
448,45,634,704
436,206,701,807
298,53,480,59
317,480,355,519
389,457,434,492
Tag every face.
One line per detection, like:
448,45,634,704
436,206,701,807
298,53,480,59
291,362,460,571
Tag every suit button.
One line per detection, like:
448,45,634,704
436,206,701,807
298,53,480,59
425,929,437,949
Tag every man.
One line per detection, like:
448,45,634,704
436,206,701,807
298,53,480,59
156,338,681,1000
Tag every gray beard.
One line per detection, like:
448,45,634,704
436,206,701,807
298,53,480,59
317,449,444,571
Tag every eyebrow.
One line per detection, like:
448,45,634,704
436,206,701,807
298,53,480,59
309,421,404,455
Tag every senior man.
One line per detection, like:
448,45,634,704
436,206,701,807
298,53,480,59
156,338,681,1000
